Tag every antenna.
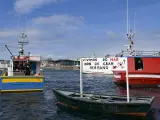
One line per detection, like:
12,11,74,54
127,0,128,34
126,0,135,53
25,16,28,33
18,15,20,32
134,12,136,34
128,16,130,33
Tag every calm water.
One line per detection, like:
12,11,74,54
0,69,160,120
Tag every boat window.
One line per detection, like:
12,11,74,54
13,61,32,76
134,58,143,70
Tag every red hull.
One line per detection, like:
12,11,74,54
113,72,160,87
113,57,160,88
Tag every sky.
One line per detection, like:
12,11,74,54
0,0,160,60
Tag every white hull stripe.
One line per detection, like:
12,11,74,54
114,74,160,79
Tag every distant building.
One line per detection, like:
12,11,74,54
0,60,9,69
40,59,80,68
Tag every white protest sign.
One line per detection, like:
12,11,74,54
81,57,127,73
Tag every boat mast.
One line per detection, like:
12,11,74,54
18,32,28,56
126,0,130,103
126,17,136,55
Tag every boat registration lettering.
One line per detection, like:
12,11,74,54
107,104,124,109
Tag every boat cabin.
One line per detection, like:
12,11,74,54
113,52,160,88
8,55,41,76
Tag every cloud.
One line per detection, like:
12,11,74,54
105,30,119,38
0,30,18,38
14,0,58,14
32,14,84,29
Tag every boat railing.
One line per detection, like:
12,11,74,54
116,50,160,57
13,70,25,76
6,70,44,76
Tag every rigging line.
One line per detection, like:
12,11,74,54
5,45,20,48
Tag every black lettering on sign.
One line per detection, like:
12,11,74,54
84,62,91,65
83,58,97,61
103,62,113,65
89,66,108,69
95,62,99,65
90,66,93,69
108,62,113,65
103,58,108,61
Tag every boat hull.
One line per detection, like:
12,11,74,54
113,72,160,88
0,76,45,93
53,89,154,116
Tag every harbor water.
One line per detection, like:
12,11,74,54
0,69,160,120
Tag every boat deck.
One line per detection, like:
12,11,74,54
56,90,154,104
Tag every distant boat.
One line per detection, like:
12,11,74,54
0,60,8,69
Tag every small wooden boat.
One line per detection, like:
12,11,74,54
53,88,154,116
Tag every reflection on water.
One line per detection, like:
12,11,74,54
83,73,113,79
0,92,44,120
0,69,160,120
57,104,153,120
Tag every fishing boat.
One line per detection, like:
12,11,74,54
112,0,160,88
53,57,155,116
113,27,160,88
0,32,45,93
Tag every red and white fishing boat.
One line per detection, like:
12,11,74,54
113,29,160,88
112,0,160,88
